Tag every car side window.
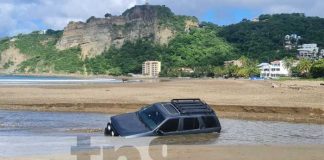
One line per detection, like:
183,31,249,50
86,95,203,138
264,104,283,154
159,119,179,133
201,116,217,128
183,118,199,130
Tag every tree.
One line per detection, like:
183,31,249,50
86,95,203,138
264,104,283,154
237,56,260,77
283,57,295,76
105,13,112,18
219,13,324,62
310,59,324,78
213,66,225,77
296,58,312,77
224,64,239,78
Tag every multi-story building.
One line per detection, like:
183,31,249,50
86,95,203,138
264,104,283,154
297,44,319,59
258,60,290,78
142,61,161,77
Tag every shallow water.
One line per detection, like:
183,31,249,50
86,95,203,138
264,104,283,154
0,110,324,157
1,110,324,144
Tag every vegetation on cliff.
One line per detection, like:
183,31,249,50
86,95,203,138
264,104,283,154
12,31,84,73
155,5,198,31
84,23,235,76
0,39,10,59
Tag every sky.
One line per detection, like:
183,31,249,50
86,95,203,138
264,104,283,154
0,0,324,37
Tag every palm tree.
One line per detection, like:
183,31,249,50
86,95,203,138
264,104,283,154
297,58,312,77
283,57,294,76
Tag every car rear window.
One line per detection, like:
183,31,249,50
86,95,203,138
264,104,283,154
202,116,217,128
159,119,179,132
183,118,199,130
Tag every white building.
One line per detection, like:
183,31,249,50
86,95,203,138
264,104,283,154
142,61,161,77
258,60,289,79
9,38,17,42
297,44,319,59
320,49,324,59
251,18,259,22
38,30,47,35
284,34,301,50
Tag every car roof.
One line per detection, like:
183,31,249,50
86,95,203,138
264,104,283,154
155,99,216,118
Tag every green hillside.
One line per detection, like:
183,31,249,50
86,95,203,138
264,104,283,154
0,10,324,77
13,31,84,73
85,23,235,76
219,13,324,62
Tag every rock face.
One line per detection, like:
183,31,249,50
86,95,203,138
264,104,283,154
56,5,198,58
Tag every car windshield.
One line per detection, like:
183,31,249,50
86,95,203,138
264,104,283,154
138,105,165,130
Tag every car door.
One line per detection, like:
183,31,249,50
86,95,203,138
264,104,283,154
156,118,180,136
180,117,202,134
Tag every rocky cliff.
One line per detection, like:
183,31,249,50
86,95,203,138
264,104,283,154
56,5,199,58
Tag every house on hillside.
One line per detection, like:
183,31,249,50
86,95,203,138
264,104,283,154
284,34,301,50
258,60,290,79
251,18,259,22
224,60,243,67
297,44,319,59
178,67,194,73
320,49,324,59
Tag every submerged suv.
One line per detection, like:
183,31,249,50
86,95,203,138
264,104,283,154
104,99,221,138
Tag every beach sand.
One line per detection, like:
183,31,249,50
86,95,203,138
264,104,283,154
0,79,323,123
1,79,324,160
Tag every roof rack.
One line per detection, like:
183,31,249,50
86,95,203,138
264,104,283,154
171,99,213,114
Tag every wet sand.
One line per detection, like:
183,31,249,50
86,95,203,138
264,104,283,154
0,79,323,123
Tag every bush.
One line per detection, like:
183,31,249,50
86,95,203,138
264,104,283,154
3,60,14,69
85,56,110,75
310,59,324,78
0,39,10,58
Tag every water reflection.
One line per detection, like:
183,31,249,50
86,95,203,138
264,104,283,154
151,133,220,145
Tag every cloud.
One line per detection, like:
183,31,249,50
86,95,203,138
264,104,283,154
0,0,324,37
0,0,139,37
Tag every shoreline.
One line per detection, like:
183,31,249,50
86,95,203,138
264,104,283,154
1,103,323,124
0,72,174,80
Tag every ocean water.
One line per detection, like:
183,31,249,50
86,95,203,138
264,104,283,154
0,75,129,85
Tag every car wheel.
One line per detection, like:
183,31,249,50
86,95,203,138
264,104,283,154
104,127,110,136
107,123,112,131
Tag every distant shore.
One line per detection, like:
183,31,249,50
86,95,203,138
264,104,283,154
0,79,323,124
0,72,126,79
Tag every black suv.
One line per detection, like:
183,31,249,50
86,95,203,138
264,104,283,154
105,99,221,138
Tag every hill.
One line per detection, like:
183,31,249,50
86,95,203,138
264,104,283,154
0,5,234,75
219,13,324,62
56,5,198,58
0,6,324,76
